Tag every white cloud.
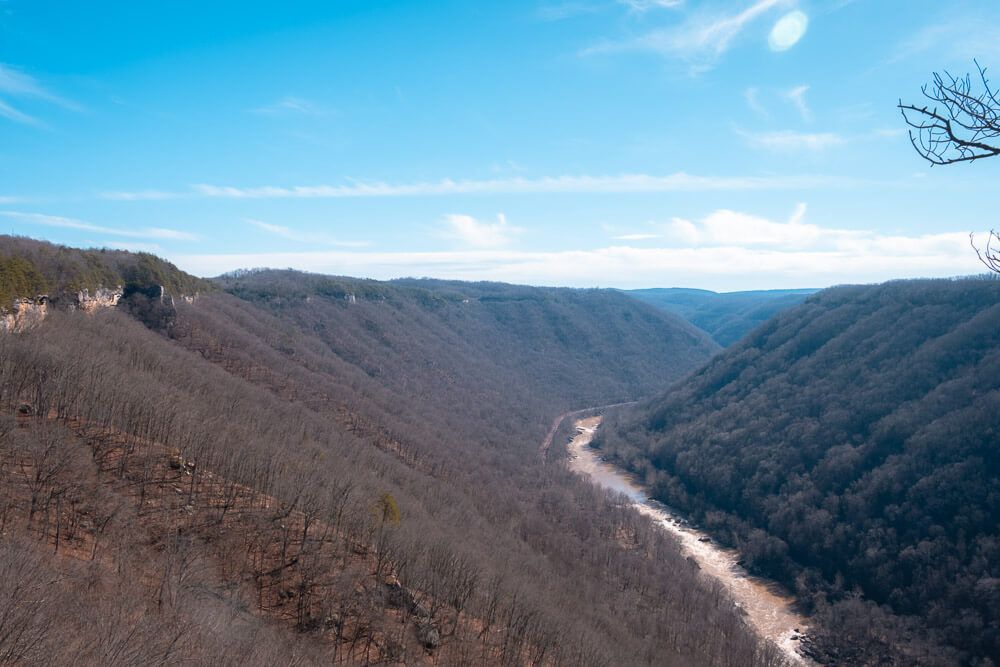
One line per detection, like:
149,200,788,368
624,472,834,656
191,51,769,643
246,219,369,247
0,211,199,241
164,205,980,290
739,129,845,151
104,172,842,201
664,203,850,248
442,213,522,248
169,229,981,291
768,10,808,51
783,84,811,121
665,217,701,244
586,0,794,71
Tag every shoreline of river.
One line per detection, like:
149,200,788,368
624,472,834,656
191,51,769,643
565,416,813,665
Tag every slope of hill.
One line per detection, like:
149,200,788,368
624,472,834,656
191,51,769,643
0,237,787,666
627,287,816,346
210,270,719,449
597,279,1000,664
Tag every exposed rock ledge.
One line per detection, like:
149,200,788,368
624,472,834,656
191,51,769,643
2,286,127,333
0,296,48,333
73,286,124,312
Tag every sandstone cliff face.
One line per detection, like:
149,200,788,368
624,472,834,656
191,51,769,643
1,286,128,333
74,287,124,312
0,297,48,333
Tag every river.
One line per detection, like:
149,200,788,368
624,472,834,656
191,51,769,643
565,416,813,665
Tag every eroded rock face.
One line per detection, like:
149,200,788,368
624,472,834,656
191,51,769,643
75,287,123,312
1,286,128,334
0,297,48,333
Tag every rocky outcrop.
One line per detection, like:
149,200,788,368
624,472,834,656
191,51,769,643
1,286,130,334
74,286,123,312
0,296,48,333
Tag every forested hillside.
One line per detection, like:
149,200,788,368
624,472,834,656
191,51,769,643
0,235,208,305
0,237,789,666
597,279,1000,664
627,288,816,346
210,270,718,451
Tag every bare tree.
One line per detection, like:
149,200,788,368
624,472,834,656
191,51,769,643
899,61,1000,165
971,230,1000,273
900,62,1000,274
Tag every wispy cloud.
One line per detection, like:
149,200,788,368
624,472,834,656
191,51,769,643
738,129,845,152
537,0,682,21
98,172,844,202
194,173,834,198
783,84,811,121
891,20,1000,65
0,65,62,103
246,219,368,247
738,126,911,152
0,98,40,126
100,189,182,202
537,2,601,21
0,211,199,241
250,96,326,116
0,63,80,126
441,213,523,248
584,0,795,72
618,0,683,12
745,87,768,117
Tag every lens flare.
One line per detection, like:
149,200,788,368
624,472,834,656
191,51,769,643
768,10,809,52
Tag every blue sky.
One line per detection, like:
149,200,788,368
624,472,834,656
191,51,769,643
2,0,1000,289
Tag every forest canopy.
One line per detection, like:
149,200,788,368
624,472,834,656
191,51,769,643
0,236,786,666
0,235,210,309
597,278,1000,664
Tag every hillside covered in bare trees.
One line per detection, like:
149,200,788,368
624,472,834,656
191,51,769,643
596,279,1000,665
0,236,793,666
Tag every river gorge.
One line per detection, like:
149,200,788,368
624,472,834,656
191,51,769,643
565,416,813,665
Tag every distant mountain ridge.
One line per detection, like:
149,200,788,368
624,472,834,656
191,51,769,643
626,287,817,346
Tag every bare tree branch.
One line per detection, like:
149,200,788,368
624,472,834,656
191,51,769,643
971,230,1000,274
899,61,1000,165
